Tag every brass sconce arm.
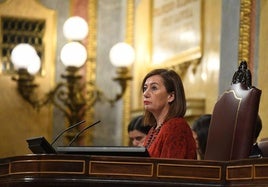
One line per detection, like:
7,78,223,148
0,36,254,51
11,69,40,109
11,63,133,120
44,66,88,124
108,67,132,105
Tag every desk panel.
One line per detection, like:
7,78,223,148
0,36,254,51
0,154,268,186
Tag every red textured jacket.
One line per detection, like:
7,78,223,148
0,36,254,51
144,117,197,159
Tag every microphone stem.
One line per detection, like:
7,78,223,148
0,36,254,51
69,120,101,146
51,120,86,146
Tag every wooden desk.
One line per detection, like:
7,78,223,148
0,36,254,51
0,154,268,186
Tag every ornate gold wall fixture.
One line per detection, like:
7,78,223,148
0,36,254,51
239,0,256,71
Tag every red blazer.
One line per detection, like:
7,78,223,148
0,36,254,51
144,117,196,159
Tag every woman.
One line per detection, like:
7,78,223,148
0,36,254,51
142,69,196,159
128,115,151,146
192,114,211,160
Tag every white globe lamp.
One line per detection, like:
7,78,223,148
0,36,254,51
63,16,89,41
60,42,87,68
109,42,135,67
11,43,41,74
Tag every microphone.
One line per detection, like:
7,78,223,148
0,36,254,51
68,120,101,146
51,120,86,146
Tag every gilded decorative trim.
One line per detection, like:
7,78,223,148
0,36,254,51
86,0,97,145
239,0,255,68
122,0,135,145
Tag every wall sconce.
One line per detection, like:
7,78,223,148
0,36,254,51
10,16,135,130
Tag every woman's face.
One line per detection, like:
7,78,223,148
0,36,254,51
192,130,202,159
143,75,174,115
128,130,147,146
192,130,199,150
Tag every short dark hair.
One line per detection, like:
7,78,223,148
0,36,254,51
128,115,151,134
192,114,211,159
142,69,186,125
254,115,262,141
